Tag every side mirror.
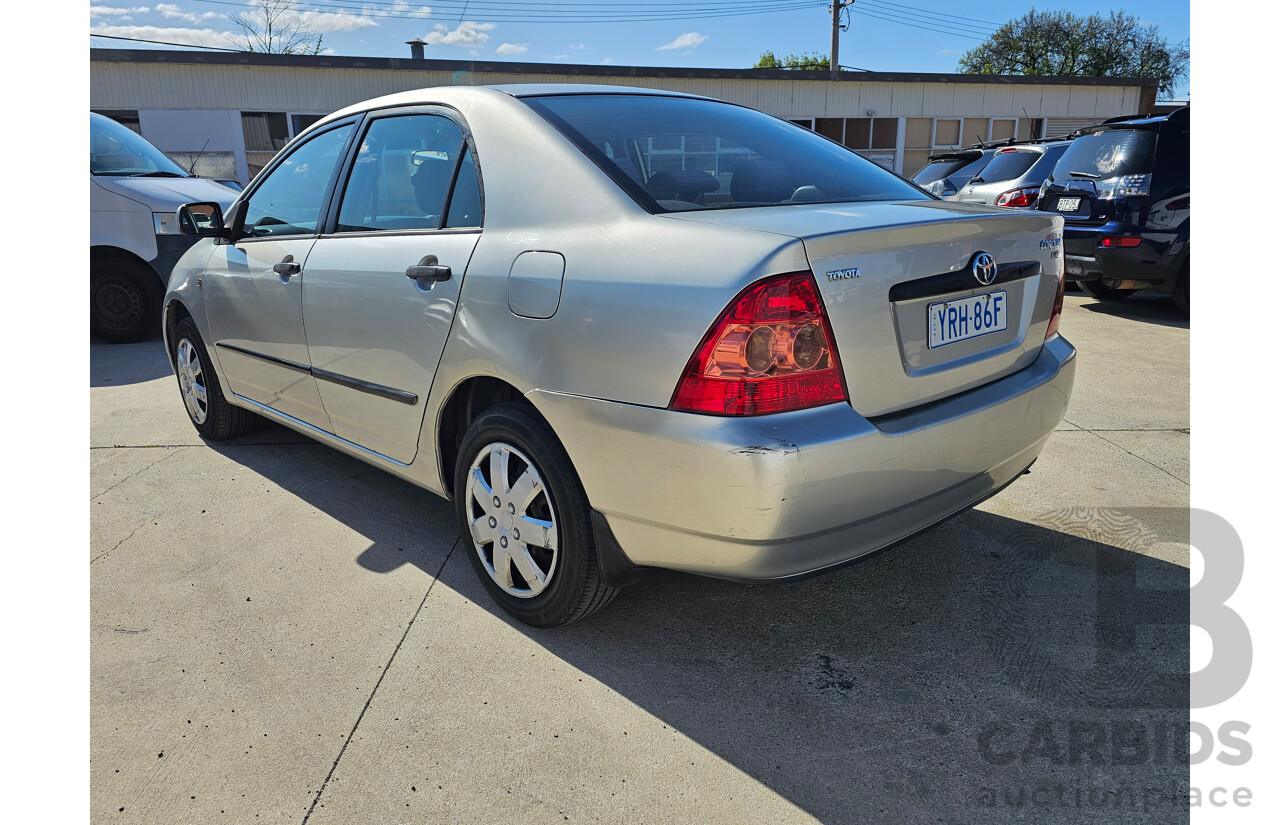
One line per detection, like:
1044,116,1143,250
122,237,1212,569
178,202,226,237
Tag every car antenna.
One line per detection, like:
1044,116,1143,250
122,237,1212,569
187,138,211,176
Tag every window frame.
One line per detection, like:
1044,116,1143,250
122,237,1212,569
322,104,484,239
230,115,363,244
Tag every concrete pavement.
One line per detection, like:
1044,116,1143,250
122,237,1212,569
91,291,1189,824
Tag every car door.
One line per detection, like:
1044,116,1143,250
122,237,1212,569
300,110,483,464
204,120,357,428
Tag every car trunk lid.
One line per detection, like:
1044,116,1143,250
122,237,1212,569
664,200,1064,417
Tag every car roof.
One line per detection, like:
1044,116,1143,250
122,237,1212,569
489,83,707,99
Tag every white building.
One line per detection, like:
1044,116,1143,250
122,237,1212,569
90,48,1158,186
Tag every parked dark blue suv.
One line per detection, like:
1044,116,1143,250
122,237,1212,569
1036,107,1189,313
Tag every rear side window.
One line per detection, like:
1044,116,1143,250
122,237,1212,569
1054,130,1156,179
971,150,1039,184
337,115,468,233
525,94,923,212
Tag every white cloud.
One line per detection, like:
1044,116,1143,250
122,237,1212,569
155,4,218,22
553,53,567,60
656,32,707,51
935,48,961,56
391,1,432,19
298,11,378,33
90,5,150,17
90,24,239,48
598,58,614,65
424,21,495,47
569,43,588,50
495,42,527,55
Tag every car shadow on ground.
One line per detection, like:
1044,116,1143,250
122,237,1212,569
1075,291,1189,330
211,437,1190,825
90,335,172,387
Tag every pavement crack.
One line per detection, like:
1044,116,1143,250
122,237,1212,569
1086,430,1189,487
300,535,461,825
91,521,147,565
92,446,188,501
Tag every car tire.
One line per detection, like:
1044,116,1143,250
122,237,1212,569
172,317,258,441
1079,280,1138,301
1173,263,1189,316
91,258,163,344
453,402,617,627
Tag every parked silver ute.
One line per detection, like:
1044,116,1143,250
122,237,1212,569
163,85,1075,626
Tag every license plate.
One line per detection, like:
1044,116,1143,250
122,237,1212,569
1057,196,1082,211
928,291,1007,349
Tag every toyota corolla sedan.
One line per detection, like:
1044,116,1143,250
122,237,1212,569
164,85,1074,627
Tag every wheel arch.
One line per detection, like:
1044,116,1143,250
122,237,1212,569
91,245,164,290
435,375,556,499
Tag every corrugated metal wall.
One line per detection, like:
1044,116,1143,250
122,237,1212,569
90,63,1144,122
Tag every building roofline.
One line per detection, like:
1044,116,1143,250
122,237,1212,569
89,48,1160,89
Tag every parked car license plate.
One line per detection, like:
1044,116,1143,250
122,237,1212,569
1056,196,1081,211
928,291,1007,349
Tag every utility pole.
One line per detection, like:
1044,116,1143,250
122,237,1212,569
830,0,854,80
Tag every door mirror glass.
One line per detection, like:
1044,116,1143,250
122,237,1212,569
178,202,225,237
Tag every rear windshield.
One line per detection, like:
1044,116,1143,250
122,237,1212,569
525,94,924,212
1053,129,1156,180
913,153,990,190
970,150,1040,184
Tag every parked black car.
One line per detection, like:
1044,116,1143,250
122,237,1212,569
1036,107,1189,313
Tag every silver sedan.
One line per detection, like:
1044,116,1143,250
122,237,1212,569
164,85,1075,626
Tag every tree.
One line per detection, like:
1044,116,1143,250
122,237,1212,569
754,51,830,72
957,9,1188,95
229,0,325,55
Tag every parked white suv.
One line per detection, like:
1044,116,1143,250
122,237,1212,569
90,113,237,343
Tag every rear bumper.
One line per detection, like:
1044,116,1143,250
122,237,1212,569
1062,222,1180,288
530,334,1076,580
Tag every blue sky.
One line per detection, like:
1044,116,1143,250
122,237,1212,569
89,1,1191,96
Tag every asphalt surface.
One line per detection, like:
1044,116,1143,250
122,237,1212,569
90,291,1190,824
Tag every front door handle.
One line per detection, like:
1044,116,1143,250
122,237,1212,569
273,255,301,277
406,255,451,283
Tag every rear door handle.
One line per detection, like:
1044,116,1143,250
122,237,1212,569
273,255,301,276
406,255,451,283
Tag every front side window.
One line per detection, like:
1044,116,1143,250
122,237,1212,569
241,124,354,238
336,115,470,232
526,94,923,212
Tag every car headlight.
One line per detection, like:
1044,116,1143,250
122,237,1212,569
1094,174,1150,199
153,212,181,235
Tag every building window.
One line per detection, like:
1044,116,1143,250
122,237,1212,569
899,117,1045,178
242,111,329,179
93,110,141,135
291,113,325,135
242,111,290,179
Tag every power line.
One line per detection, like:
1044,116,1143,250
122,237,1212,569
88,33,240,51
183,0,828,23
861,0,1000,28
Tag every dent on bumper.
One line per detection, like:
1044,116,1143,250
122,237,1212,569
530,334,1076,580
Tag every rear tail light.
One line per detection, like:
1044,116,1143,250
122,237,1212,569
1099,235,1142,248
1046,268,1065,340
1095,173,1151,199
670,272,846,416
995,186,1040,208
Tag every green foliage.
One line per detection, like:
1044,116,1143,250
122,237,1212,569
754,51,831,72
957,9,1189,94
